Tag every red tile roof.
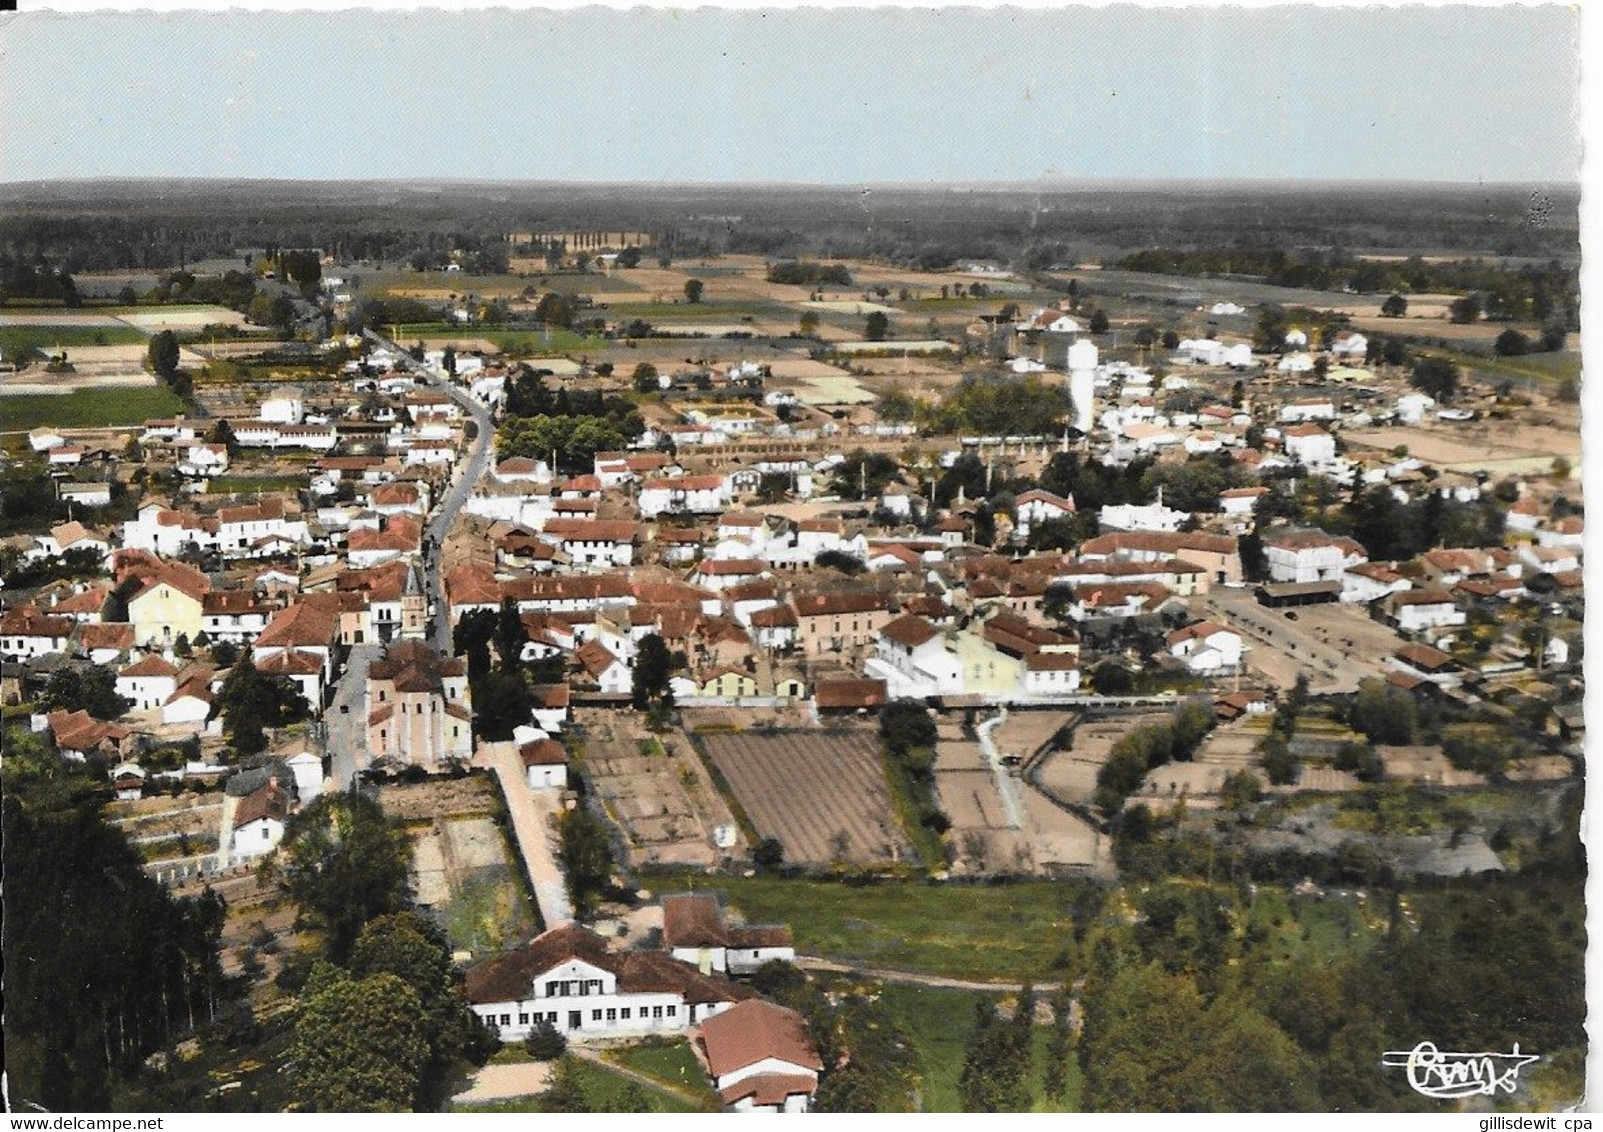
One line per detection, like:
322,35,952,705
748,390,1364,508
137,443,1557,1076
696,1000,822,1079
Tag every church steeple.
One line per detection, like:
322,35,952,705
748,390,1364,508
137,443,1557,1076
400,560,427,640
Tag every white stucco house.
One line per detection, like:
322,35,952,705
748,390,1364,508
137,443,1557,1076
464,924,753,1044
1167,621,1244,674
694,1000,823,1113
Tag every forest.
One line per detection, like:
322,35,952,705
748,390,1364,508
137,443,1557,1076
0,179,1579,281
2,731,230,1110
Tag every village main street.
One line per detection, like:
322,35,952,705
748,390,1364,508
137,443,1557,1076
364,331,496,650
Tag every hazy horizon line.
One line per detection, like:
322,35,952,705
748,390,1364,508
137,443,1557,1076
1,173,1580,194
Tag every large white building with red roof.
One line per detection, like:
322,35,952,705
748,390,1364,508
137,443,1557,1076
464,923,754,1044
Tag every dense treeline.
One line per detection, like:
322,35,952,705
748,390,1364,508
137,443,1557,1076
497,367,646,473
1082,786,1586,1111
2,730,231,1110
1093,701,1215,814
908,373,1078,437
3,180,1578,280
0,252,81,304
766,260,854,286
1120,247,1580,328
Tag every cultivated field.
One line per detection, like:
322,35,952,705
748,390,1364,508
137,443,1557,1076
0,386,185,430
581,715,735,868
699,729,909,866
1344,419,1579,470
1031,711,1175,807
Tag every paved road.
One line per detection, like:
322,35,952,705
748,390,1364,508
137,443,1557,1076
364,330,496,650
480,741,575,929
423,380,495,649
327,644,380,790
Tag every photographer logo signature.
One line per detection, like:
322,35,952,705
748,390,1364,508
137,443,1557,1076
1382,1041,1539,1099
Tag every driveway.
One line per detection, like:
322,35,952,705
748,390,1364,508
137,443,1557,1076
480,741,575,929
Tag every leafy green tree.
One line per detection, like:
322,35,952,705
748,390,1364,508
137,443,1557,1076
268,793,412,959
1080,962,1209,1112
494,597,528,672
830,450,900,501
541,1056,592,1112
1258,734,1300,786
631,362,659,393
754,836,785,870
210,651,311,756
39,664,130,720
558,805,615,919
864,311,890,341
453,607,497,680
534,292,576,328
2,752,228,1110
1380,293,1408,317
497,414,636,475
147,330,180,379
1448,294,1482,324
683,279,704,304
631,633,674,710
1348,678,1417,744
1494,328,1530,356
1088,309,1110,334
1253,305,1290,351
959,999,1029,1111
473,669,533,742
349,912,485,1102
880,700,937,758
799,310,821,336
280,249,323,293
1220,769,1263,813
291,964,428,1111
1182,999,1322,1111
523,1020,568,1061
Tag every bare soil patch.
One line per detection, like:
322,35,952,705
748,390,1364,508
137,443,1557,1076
700,728,907,866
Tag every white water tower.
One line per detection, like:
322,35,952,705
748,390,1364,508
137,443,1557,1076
1067,338,1098,433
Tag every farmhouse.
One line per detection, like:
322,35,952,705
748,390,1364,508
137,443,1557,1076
694,999,823,1113
661,893,795,976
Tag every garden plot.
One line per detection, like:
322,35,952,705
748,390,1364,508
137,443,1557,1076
700,729,908,867
407,815,537,958
1030,712,1175,807
582,719,726,868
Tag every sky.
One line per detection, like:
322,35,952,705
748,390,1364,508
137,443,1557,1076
0,5,1582,184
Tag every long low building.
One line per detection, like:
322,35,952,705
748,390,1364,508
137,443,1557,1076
464,923,755,1043
1254,580,1343,607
